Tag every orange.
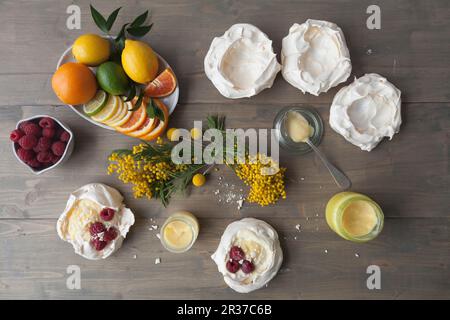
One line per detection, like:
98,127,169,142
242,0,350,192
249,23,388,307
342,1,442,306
144,68,177,97
52,62,97,105
115,99,147,133
139,99,169,141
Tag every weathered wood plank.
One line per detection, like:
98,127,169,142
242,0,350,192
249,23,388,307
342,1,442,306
0,103,448,219
1,0,450,104
0,218,448,299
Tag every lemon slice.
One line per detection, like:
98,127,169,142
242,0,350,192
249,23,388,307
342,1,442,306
104,98,125,126
91,95,119,123
83,90,107,116
110,101,133,127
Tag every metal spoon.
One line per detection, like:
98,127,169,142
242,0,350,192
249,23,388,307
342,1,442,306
283,114,351,190
304,138,351,190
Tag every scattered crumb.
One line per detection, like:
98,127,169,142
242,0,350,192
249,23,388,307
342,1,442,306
214,189,220,195
151,225,158,230
295,224,301,231
237,199,244,210
355,253,360,258
133,254,137,259
324,249,328,254
294,236,297,240
156,233,161,239
155,258,161,265
214,167,219,172
300,177,305,181
366,48,373,55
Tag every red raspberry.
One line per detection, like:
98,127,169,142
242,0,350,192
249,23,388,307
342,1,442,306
51,141,66,156
35,136,52,152
16,148,35,162
51,153,61,164
27,158,42,168
22,123,42,137
226,260,240,273
103,227,118,242
39,117,55,129
241,260,255,274
60,131,70,142
89,222,106,236
18,135,38,150
229,246,245,261
42,127,56,139
19,121,30,131
100,208,115,221
37,151,53,164
10,129,24,142
91,238,107,251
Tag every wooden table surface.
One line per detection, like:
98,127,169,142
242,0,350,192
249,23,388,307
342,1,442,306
0,0,449,300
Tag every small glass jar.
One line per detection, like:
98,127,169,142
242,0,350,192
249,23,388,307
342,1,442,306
160,211,199,253
325,192,384,242
273,106,323,155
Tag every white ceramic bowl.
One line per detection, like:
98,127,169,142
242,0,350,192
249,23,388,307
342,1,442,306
12,115,75,175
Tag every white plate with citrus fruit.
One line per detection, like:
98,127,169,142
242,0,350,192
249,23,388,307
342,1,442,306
55,38,179,133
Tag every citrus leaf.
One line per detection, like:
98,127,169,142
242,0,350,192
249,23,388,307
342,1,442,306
129,10,149,28
124,85,136,102
146,98,156,118
127,24,153,37
90,5,108,33
106,7,121,31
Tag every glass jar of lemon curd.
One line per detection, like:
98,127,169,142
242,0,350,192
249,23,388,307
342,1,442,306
326,192,384,242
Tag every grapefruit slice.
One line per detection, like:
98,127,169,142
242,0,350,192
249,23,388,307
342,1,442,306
108,101,133,127
139,99,170,141
144,68,177,98
115,99,147,133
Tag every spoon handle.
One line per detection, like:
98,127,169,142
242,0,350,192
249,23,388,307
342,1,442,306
306,139,351,190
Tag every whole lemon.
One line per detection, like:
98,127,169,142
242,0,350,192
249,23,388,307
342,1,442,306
72,34,110,66
192,173,206,187
122,39,159,84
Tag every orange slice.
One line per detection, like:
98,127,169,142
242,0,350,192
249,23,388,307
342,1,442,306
126,116,157,138
144,68,177,98
115,99,147,133
139,99,170,141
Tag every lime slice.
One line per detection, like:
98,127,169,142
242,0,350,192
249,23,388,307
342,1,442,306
83,90,107,116
91,95,119,123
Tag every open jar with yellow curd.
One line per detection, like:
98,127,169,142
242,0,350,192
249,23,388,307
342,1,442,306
160,211,199,253
326,192,384,242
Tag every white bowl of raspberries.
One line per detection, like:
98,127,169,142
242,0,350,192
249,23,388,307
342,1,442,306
10,115,74,174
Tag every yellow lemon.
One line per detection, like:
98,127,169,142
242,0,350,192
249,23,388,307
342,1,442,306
166,128,178,141
190,128,202,140
121,39,159,84
192,173,206,187
72,34,110,66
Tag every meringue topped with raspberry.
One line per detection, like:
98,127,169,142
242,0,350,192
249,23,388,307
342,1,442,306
211,218,283,293
57,183,135,260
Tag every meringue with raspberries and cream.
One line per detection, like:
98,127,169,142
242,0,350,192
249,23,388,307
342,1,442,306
211,218,283,293
57,183,135,260
329,73,402,151
281,19,352,95
204,23,281,99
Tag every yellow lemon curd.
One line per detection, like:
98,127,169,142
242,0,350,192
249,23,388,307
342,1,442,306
161,211,199,253
326,192,383,242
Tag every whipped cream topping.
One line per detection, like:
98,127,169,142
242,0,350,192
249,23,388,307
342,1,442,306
57,183,135,260
204,23,281,99
329,73,402,151
281,19,352,96
211,218,283,293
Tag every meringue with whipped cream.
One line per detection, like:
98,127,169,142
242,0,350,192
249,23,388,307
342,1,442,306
281,19,352,95
329,73,402,151
211,218,283,293
204,23,281,99
57,183,135,260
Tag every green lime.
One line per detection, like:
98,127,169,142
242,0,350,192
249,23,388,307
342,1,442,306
96,61,130,96
83,90,108,116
